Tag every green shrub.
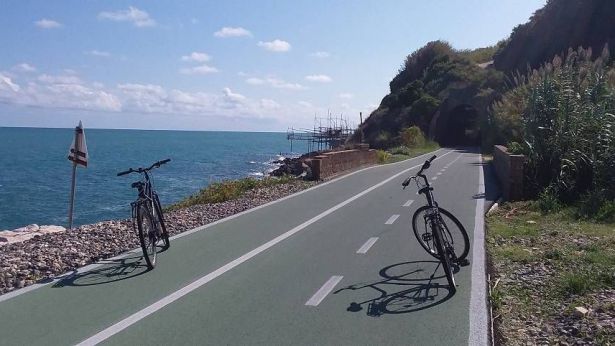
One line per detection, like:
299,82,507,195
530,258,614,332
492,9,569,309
506,141,525,155
596,200,615,223
494,46,615,213
168,176,297,210
389,146,410,155
374,131,391,148
400,126,426,148
537,186,562,213
376,150,391,163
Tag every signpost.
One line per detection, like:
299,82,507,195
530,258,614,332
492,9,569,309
67,121,88,229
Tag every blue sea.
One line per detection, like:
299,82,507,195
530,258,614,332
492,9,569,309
0,127,306,230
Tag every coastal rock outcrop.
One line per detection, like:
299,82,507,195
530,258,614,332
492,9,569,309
0,225,66,245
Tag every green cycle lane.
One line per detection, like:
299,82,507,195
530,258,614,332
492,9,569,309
0,148,484,345
104,149,480,345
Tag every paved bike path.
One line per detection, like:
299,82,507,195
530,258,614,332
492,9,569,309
0,148,484,345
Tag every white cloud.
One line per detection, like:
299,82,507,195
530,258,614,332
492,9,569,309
181,52,211,62
179,64,219,75
245,77,305,90
298,101,313,108
0,72,121,111
191,18,199,25
260,98,280,109
0,73,20,92
38,74,82,84
258,39,291,52
311,51,330,58
305,74,332,83
214,27,252,38
13,63,36,72
222,87,246,101
245,78,265,85
34,19,62,29
0,71,295,121
98,6,156,27
85,50,111,57
338,92,354,99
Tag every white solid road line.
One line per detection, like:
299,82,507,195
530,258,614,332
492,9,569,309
305,276,344,306
469,153,488,346
356,237,379,254
431,176,438,180
402,199,414,207
385,214,400,225
76,149,455,346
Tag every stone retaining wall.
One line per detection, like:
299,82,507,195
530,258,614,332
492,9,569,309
493,145,525,201
306,147,378,180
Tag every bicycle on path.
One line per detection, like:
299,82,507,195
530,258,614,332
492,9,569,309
118,159,171,269
402,155,470,293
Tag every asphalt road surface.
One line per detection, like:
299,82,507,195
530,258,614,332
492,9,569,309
0,147,488,345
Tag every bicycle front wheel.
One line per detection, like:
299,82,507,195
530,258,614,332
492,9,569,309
137,203,157,269
412,206,470,262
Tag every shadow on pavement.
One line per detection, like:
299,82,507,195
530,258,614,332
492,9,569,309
52,254,149,288
333,261,455,317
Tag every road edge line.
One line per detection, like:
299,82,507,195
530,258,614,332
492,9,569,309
468,153,488,346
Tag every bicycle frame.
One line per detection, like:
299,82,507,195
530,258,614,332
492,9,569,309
130,171,158,228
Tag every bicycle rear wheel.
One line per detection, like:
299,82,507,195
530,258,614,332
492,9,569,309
137,203,157,269
433,223,456,293
412,206,470,262
153,193,170,249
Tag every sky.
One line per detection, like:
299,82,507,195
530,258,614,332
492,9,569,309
0,0,547,132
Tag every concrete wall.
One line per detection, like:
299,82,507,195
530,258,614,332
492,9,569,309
306,146,378,180
493,145,525,201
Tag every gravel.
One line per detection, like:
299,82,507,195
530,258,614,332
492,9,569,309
490,229,615,345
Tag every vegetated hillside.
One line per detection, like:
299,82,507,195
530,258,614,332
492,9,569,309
358,0,615,150
493,0,615,73
357,41,504,149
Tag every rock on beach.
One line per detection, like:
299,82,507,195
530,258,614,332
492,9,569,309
0,225,66,245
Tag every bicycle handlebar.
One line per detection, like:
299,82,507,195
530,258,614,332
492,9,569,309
117,158,171,177
402,154,437,188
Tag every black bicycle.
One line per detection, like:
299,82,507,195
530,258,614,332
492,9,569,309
402,155,470,293
118,159,171,269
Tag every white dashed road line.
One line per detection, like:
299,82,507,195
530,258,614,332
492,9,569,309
356,237,379,254
402,199,414,207
385,214,400,224
305,276,344,306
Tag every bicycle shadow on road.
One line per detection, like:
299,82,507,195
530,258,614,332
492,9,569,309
52,254,150,288
332,261,454,317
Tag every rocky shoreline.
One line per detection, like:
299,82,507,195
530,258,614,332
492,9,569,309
0,180,315,296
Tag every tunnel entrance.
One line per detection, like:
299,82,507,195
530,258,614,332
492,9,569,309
437,104,480,146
